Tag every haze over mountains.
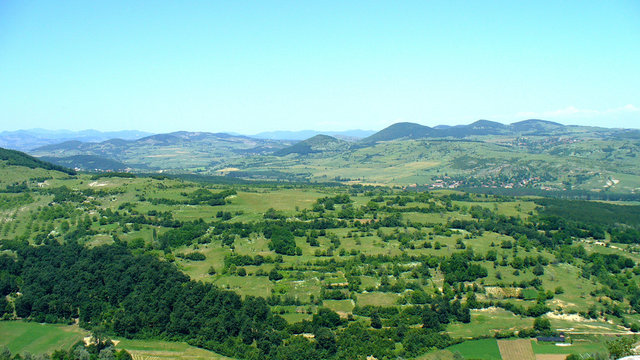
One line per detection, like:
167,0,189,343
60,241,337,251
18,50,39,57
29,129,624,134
0,129,152,151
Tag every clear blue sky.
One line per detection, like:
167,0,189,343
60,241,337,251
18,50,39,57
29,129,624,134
1,1,639,133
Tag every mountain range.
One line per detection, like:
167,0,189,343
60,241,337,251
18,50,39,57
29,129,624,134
251,129,375,141
0,129,153,151
11,119,640,193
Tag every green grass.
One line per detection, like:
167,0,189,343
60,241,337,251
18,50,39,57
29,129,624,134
114,338,233,360
531,337,607,355
447,309,533,338
322,299,355,313
446,338,501,360
0,321,88,355
0,321,235,359
356,292,400,307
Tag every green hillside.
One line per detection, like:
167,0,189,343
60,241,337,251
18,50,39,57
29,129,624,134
275,134,351,156
0,147,75,175
40,155,128,171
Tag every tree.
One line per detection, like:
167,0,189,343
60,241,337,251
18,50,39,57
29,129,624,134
315,327,337,354
370,313,382,329
533,264,545,276
313,308,342,329
73,345,92,360
273,336,320,360
269,268,283,281
606,336,637,359
533,317,551,332
0,347,11,360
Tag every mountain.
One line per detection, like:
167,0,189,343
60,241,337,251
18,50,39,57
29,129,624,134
274,134,351,156
253,129,375,141
0,129,153,151
360,122,437,144
510,119,565,133
438,120,510,137
359,119,616,144
0,147,76,175
26,120,640,192
30,131,293,172
360,120,511,144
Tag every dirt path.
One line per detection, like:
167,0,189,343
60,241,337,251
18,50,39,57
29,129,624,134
535,355,568,360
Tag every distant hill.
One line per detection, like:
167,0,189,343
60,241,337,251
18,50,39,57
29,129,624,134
30,131,293,171
0,129,152,151
360,122,438,144
510,119,565,133
0,147,76,175
40,155,129,172
253,129,375,141
275,134,351,156
26,120,637,187
360,119,614,144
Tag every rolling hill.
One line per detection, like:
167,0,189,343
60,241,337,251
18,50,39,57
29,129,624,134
39,155,129,172
0,147,76,175
360,119,614,144
30,131,294,172
274,134,351,156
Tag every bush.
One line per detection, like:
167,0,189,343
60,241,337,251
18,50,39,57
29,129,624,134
182,252,206,261
269,268,284,281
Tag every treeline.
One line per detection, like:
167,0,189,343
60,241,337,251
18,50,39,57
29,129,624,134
145,188,236,206
458,186,640,201
536,198,640,228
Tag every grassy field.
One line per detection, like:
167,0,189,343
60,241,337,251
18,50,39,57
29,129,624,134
114,338,233,360
0,321,233,359
0,321,87,355
531,337,607,355
447,308,533,338
446,338,502,360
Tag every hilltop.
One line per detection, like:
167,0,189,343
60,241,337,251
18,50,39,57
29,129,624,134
274,134,351,156
360,119,612,144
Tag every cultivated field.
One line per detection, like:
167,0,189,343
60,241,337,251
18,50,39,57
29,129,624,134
497,339,535,360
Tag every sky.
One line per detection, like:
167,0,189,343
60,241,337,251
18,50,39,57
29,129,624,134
0,1,639,134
